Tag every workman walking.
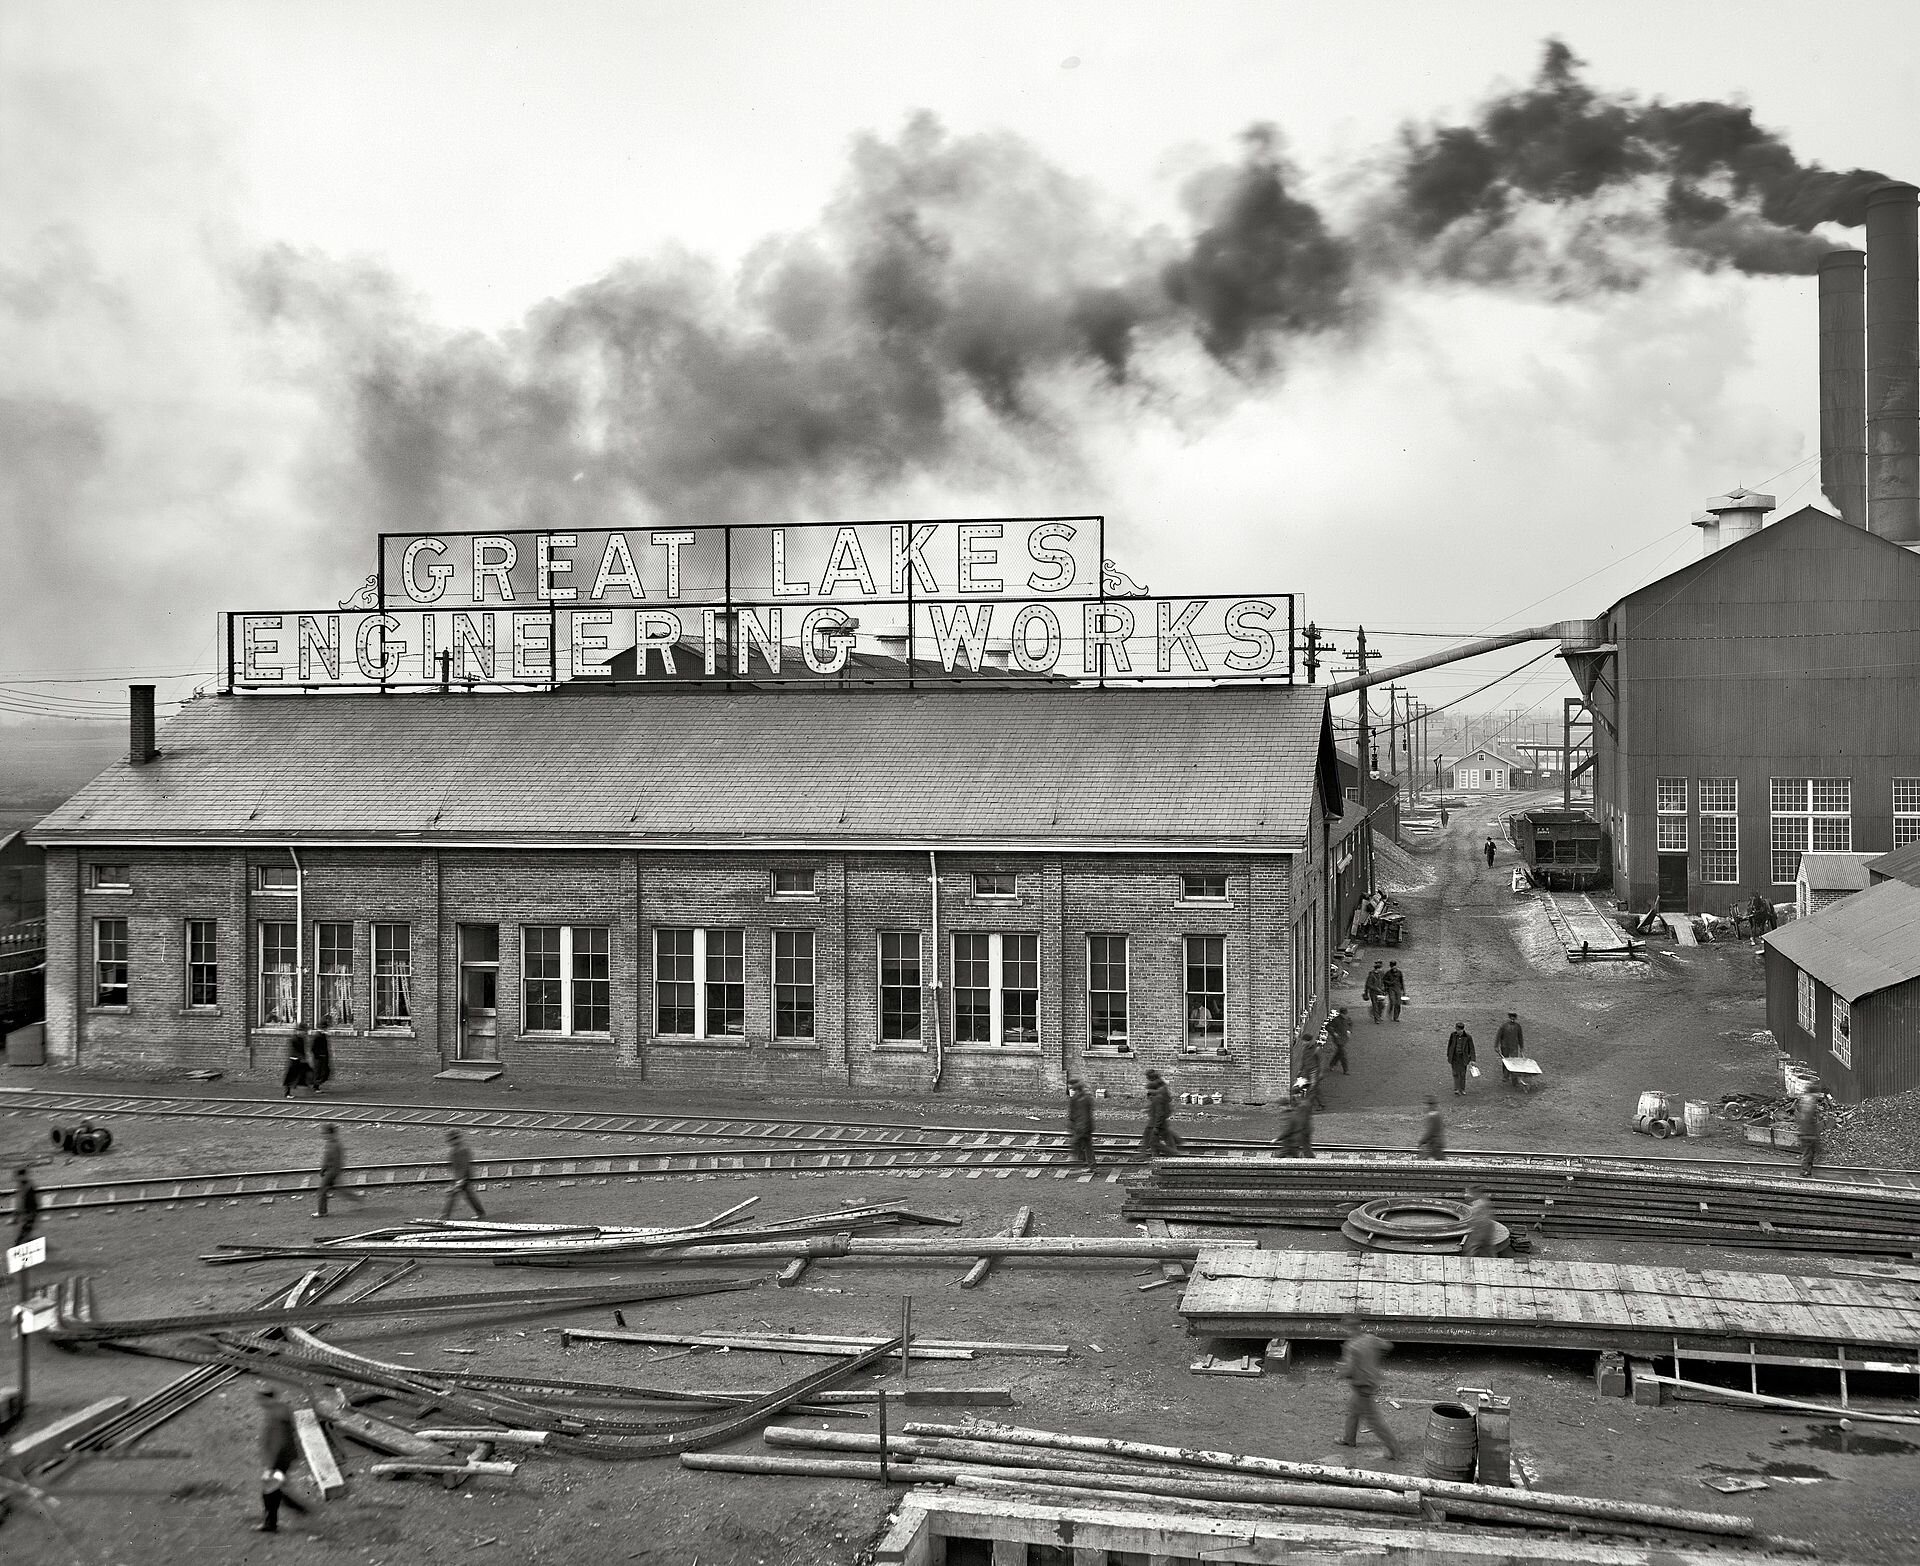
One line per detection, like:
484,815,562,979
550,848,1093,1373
1334,1316,1403,1462
440,1129,487,1218
308,1027,332,1093
1417,1097,1446,1160
1302,1032,1328,1109
1066,1078,1098,1171
1795,1091,1824,1178
1362,963,1387,1023
1275,1087,1314,1159
1383,961,1406,1022
1494,1011,1525,1090
1484,838,1496,869
1462,1186,1499,1257
1140,1070,1184,1157
315,1125,362,1218
253,1386,311,1533
281,1023,313,1098
1446,1022,1475,1096
1325,1008,1352,1075
11,1164,39,1248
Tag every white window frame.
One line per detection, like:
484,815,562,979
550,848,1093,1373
1796,970,1815,1034
772,927,816,1041
972,871,1019,901
1700,779,1738,885
1771,778,1851,883
1831,992,1852,1068
951,931,1039,1047
315,920,355,1030
1895,779,1920,848
93,917,129,1008
185,918,219,1010
1179,872,1229,904
1087,933,1130,1047
653,926,744,1040
88,863,131,892
256,864,298,894
522,925,612,1037
877,931,923,1044
1656,777,1687,854
373,921,412,1029
770,868,817,899
1184,933,1226,1050
259,920,297,1025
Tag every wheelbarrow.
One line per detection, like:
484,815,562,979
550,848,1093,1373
1498,1057,1543,1094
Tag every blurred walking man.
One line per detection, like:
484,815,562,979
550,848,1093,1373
1325,1007,1352,1074
440,1129,487,1219
253,1387,311,1534
1417,1097,1446,1160
1066,1078,1098,1171
1462,1186,1499,1257
11,1164,39,1249
1140,1070,1184,1157
1795,1091,1824,1178
1334,1316,1403,1462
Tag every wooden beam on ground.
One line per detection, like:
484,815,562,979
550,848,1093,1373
1138,1219,1187,1283
370,1460,518,1479
961,1207,1032,1290
775,1257,810,1288
6,1398,128,1470
292,1407,346,1500
416,1428,551,1445
560,1328,1069,1357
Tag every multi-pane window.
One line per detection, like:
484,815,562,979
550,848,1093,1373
1771,778,1851,882
1699,780,1739,884
1181,873,1228,902
1895,779,1920,848
951,932,1040,1045
1656,778,1687,852
1088,934,1129,1047
523,926,611,1035
654,927,745,1039
373,923,412,1027
1832,993,1852,1067
316,922,354,1028
89,863,130,890
773,929,815,1040
972,872,1017,899
257,865,297,893
259,921,297,1024
186,919,218,1008
879,932,922,1042
94,918,128,1007
771,869,816,897
1185,934,1225,1048
1797,970,1815,1034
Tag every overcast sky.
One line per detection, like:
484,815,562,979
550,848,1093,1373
3,1,1917,738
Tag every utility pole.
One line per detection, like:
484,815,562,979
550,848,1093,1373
1302,623,1321,684
1347,628,1378,888
1386,685,1400,788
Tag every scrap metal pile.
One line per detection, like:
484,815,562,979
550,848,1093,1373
1124,1153,1920,1255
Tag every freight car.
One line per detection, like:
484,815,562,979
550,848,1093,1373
1510,808,1610,891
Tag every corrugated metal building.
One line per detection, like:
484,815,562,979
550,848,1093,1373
1763,879,1920,1103
1566,503,1920,915
30,683,1342,1104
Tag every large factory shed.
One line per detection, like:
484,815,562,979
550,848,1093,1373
1567,501,1920,916
1764,879,1920,1104
31,683,1341,1105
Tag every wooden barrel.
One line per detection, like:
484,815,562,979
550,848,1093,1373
1633,1112,1674,1138
1635,1090,1670,1120
1423,1401,1478,1480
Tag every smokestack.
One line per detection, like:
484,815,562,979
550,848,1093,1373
1866,181,1920,542
1818,250,1867,527
129,685,157,766
1704,488,1774,552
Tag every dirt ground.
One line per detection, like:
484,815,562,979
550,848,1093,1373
4,794,1918,1566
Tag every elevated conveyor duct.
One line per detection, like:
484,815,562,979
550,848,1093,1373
1323,621,1606,697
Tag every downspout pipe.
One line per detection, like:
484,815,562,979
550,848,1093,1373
927,850,945,1090
1323,621,1605,697
289,846,304,1028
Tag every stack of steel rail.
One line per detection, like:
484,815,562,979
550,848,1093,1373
1123,1154,1920,1255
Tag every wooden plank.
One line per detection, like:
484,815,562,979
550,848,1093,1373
6,1397,129,1469
293,1407,346,1500
963,1207,1033,1291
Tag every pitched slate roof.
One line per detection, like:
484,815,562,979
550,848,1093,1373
1867,841,1920,890
1797,852,1877,893
32,685,1338,853
1765,880,1920,1002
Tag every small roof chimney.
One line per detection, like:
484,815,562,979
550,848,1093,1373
1690,510,1721,556
1703,487,1775,551
129,685,157,766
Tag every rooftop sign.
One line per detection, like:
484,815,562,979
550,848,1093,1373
222,518,1298,688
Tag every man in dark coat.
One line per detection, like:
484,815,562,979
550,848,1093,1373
1362,963,1386,1023
308,1027,332,1092
254,1386,310,1533
1066,1078,1097,1171
1494,1011,1525,1090
1417,1097,1445,1160
1484,838,1496,869
1275,1087,1314,1158
1334,1315,1403,1461
12,1164,39,1249
281,1024,312,1098
1446,1022,1475,1096
1795,1091,1824,1178
1383,961,1406,1022
1140,1070,1184,1157
1325,1007,1352,1075
440,1129,487,1218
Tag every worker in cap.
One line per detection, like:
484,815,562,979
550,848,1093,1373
1065,1077,1098,1171
1494,1012,1525,1091
1325,1007,1351,1074
1334,1315,1403,1462
1445,1021,1475,1096
253,1385,310,1533
1139,1070,1183,1158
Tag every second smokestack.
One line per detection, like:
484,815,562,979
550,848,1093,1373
1818,249,1866,528
1867,181,1920,543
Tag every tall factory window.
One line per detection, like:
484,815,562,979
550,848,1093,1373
572,927,610,1034
259,921,296,1024
655,929,696,1036
373,923,411,1028
878,932,922,1042
1831,994,1852,1069
185,919,219,1009
1896,779,1920,847
315,922,354,1028
1699,780,1739,883
1185,935,1226,1048
1770,779,1850,883
1087,934,1129,1047
655,928,740,1039
94,918,129,1008
522,927,562,1032
706,929,746,1036
1796,971,1814,1034
951,932,1039,1046
525,926,609,1035
773,929,815,1040
1656,778,1687,852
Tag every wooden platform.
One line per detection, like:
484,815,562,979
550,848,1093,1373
1179,1248,1920,1362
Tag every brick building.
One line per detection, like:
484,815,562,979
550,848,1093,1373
32,683,1341,1104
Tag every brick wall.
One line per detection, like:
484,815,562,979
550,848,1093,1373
41,841,1302,1103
